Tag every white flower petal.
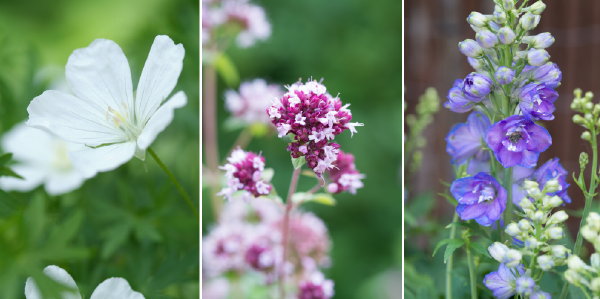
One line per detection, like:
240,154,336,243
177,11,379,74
135,35,184,124
45,171,86,196
137,91,186,150
25,265,81,299
90,278,144,299
0,165,46,193
3,123,54,164
70,142,136,178
66,39,134,122
27,90,125,146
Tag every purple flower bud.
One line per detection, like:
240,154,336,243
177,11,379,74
516,276,536,295
527,49,550,66
467,12,488,27
446,111,491,165
495,67,515,84
451,172,507,226
518,83,558,120
486,115,552,168
484,264,525,299
444,79,475,113
459,39,483,57
463,72,493,100
476,30,499,48
497,27,516,44
531,291,552,299
533,158,571,203
522,62,562,88
528,32,555,49
468,57,483,71
520,13,540,30
494,8,507,24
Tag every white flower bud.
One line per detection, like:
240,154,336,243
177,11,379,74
494,10,507,24
527,187,543,199
547,226,564,239
505,249,523,268
506,223,521,236
520,13,541,31
565,269,584,286
588,212,600,229
547,211,568,225
533,211,546,222
537,255,554,271
518,219,532,232
519,198,535,212
502,0,514,10
551,245,569,259
530,32,555,49
543,195,563,209
489,242,510,263
468,12,489,27
543,179,560,193
525,237,540,250
527,49,550,66
581,226,597,243
523,180,539,190
527,1,547,14
568,255,590,272
458,39,483,57
591,278,600,293
591,253,600,269
476,30,499,48
497,27,516,44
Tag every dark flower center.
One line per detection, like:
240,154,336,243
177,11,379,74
509,132,522,143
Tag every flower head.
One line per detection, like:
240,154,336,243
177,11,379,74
218,148,272,200
202,0,271,48
25,265,144,299
27,36,186,176
451,172,507,226
297,272,334,299
225,79,283,125
325,151,365,194
532,158,571,203
0,123,87,195
486,115,552,168
523,62,562,89
483,263,525,299
518,83,558,121
202,222,252,277
267,79,362,175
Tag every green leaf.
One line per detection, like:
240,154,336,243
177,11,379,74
214,52,239,87
249,123,269,137
470,241,491,259
291,156,306,169
443,239,465,263
291,192,336,206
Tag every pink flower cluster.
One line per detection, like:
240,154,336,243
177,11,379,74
298,272,335,299
326,151,365,194
267,80,363,175
202,198,334,296
225,79,283,125
218,148,272,200
202,0,271,48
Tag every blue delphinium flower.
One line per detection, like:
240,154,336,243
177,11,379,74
486,115,552,168
445,79,475,113
518,83,558,120
451,172,506,226
533,158,571,203
523,62,562,88
515,276,536,295
446,111,491,165
483,263,525,299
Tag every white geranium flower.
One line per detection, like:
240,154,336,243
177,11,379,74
27,35,186,176
25,265,144,299
0,123,86,195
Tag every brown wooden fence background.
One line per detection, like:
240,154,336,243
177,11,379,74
405,0,600,231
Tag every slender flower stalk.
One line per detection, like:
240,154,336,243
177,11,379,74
148,148,197,218
465,231,478,299
446,212,459,299
279,167,302,299
202,63,222,219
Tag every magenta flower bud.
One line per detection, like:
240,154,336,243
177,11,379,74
476,30,499,48
495,67,515,84
298,272,334,299
497,27,516,44
325,151,365,194
462,72,493,100
218,148,272,199
459,39,483,57
527,49,550,66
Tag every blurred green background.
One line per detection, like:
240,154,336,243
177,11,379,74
0,0,199,298
201,0,402,298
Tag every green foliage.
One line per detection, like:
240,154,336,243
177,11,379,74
405,88,440,179
0,0,199,297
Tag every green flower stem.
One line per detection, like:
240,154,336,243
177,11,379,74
279,167,302,299
148,148,198,219
446,212,459,299
466,237,478,299
503,167,514,228
560,126,599,299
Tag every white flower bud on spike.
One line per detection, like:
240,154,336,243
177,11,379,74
591,253,600,269
523,180,539,190
537,255,554,271
467,12,489,27
551,245,568,259
547,226,563,239
506,223,520,236
547,211,568,225
488,242,510,263
533,211,546,222
543,195,563,209
544,179,560,193
588,212,600,229
494,10,507,24
565,269,584,286
458,39,483,57
591,278,600,293
498,27,516,44
502,0,514,10
581,226,597,243
476,30,499,48
568,255,590,272
520,13,541,30
525,237,539,250
519,197,535,212
527,1,547,15
505,249,522,268
518,219,532,232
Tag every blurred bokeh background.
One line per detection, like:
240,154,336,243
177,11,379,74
405,0,600,297
0,0,199,297
201,0,402,298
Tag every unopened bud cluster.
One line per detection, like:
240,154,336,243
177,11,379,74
504,180,570,271
565,213,600,297
571,89,600,143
